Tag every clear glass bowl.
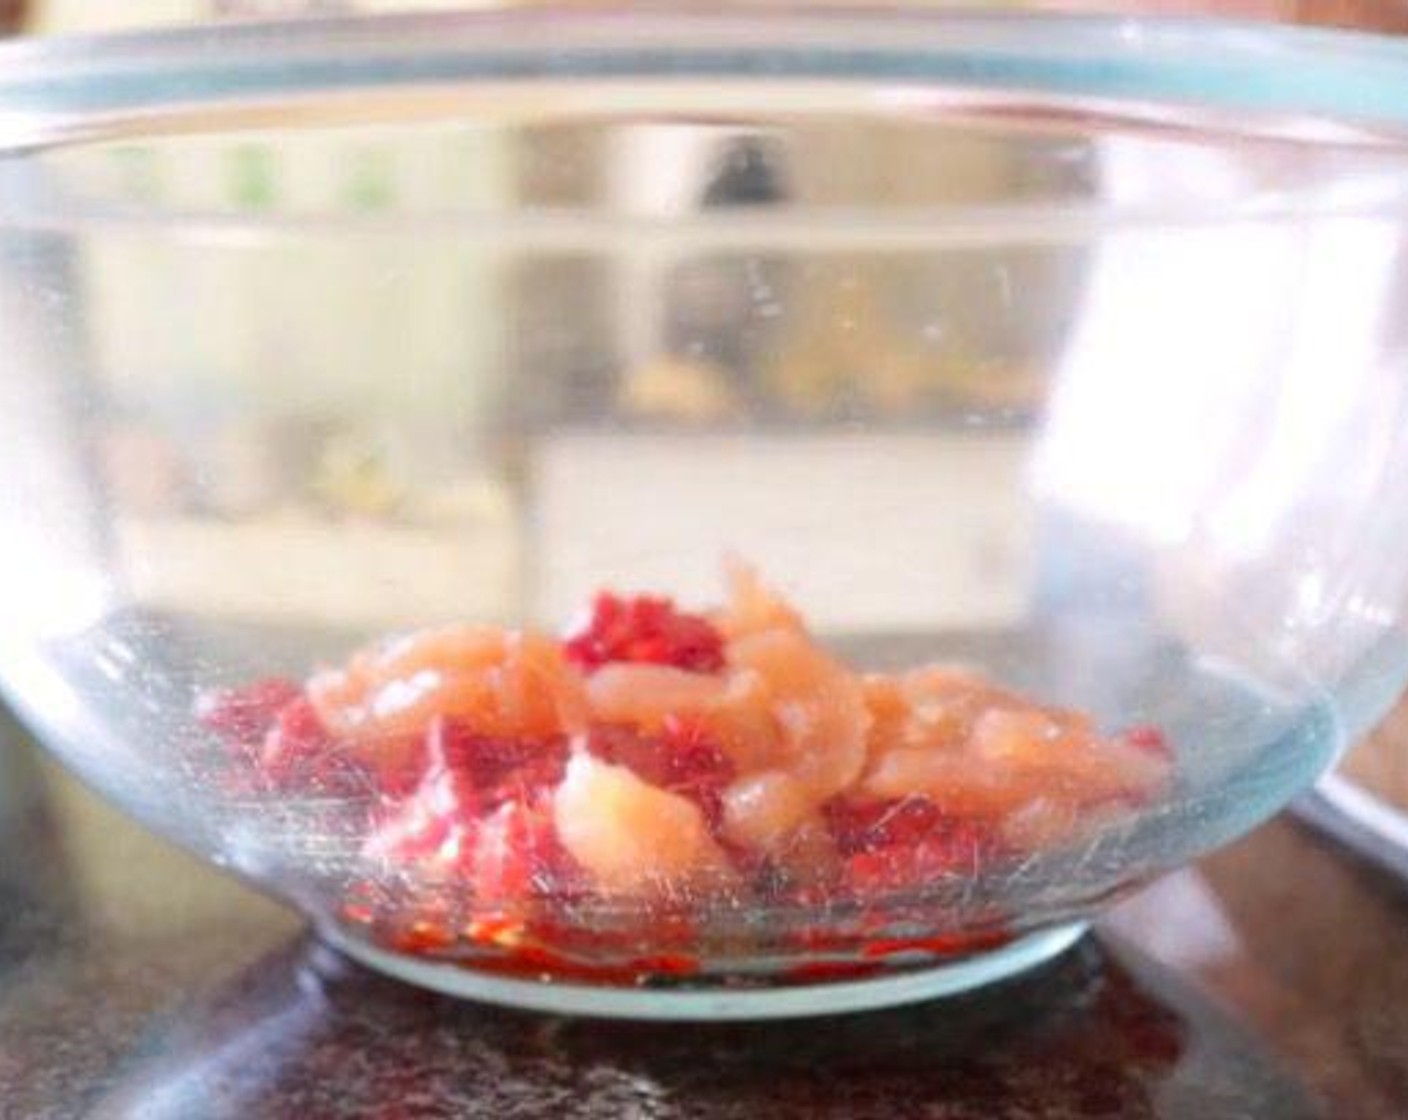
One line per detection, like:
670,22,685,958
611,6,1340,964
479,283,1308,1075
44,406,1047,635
4,10,1408,1018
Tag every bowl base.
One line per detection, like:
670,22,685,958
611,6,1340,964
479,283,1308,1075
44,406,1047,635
319,921,1088,1021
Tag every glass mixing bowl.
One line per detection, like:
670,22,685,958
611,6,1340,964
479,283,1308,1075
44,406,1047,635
4,10,1408,1019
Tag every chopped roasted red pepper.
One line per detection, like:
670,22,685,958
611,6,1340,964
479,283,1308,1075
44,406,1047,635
196,677,302,746
1123,724,1172,759
425,717,568,811
258,695,343,791
825,796,949,856
845,817,994,896
584,717,734,828
564,592,725,674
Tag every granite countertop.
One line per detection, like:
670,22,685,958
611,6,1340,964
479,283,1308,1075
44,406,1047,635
2,722,1407,1120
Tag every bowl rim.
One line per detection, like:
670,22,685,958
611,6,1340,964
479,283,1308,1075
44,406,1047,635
6,8,1408,142
4,7,1408,239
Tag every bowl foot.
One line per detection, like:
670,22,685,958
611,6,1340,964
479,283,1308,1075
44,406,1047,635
318,921,1089,1021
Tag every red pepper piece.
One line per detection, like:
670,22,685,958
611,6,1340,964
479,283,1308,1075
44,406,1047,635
362,764,479,876
845,817,993,896
1123,724,1172,759
472,797,583,904
424,717,569,811
195,677,302,746
564,592,725,674
584,718,734,828
825,796,948,857
257,695,344,791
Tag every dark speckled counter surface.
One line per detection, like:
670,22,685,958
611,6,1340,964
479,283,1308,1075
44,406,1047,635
3,717,1407,1120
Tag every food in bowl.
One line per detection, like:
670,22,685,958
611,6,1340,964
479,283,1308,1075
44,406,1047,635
7,6,1408,1020
198,562,1169,984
